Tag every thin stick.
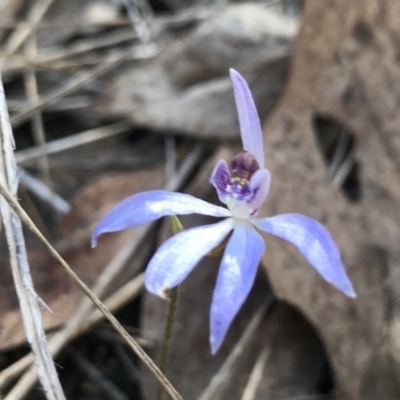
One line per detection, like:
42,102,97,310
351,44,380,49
0,71,65,400
240,346,270,400
87,273,144,328
2,0,54,56
16,121,132,164
0,6,211,32
332,150,355,189
24,33,53,187
38,29,138,63
328,128,350,179
118,0,151,43
19,168,70,214
0,17,133,29
0,182,183,400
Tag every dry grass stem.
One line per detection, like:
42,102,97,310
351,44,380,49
240,346,270,400
332,150,355,189
0,17,133,29
10,44,157,128
16,120,132,164
119,0,151,42
87,273,145,328
38,28,138,63
6,96,91,113
2,0,54,56
0,5,210,32
327,128,349,178
24,34,53,188
0,70,65,400
19,168,70,214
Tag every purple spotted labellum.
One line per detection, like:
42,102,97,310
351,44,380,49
92,69,356,354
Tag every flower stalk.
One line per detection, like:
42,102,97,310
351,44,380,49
157,286,179,400
156,215,183,400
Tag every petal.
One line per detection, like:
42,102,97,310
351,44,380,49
92,190,231,247
210,222,265,354
209,159,231,203
247,168,271,215
252,214,356,297
230,69,264,167
145,218,234,296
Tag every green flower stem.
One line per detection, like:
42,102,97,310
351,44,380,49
156,216,183,400
157,286,179,400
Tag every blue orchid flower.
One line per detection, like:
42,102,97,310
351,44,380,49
92,69,356,354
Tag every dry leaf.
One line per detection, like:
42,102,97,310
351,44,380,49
97,3,296,139
260,0,400,398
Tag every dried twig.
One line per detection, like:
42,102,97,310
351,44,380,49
0,6,209,32
332,150,355,189
87,273,145,328
2,0,54,56
0,17,133,29
118,0,151,42
38,28,138,63
19,168,70,214
24,34,53,187
240,346,270,400
16,121,132,164
0,70,65,400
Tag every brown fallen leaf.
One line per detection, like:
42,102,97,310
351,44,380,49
259,0,400,398
97,3,297,140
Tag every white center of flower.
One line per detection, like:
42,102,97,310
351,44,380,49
226,199,254,219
